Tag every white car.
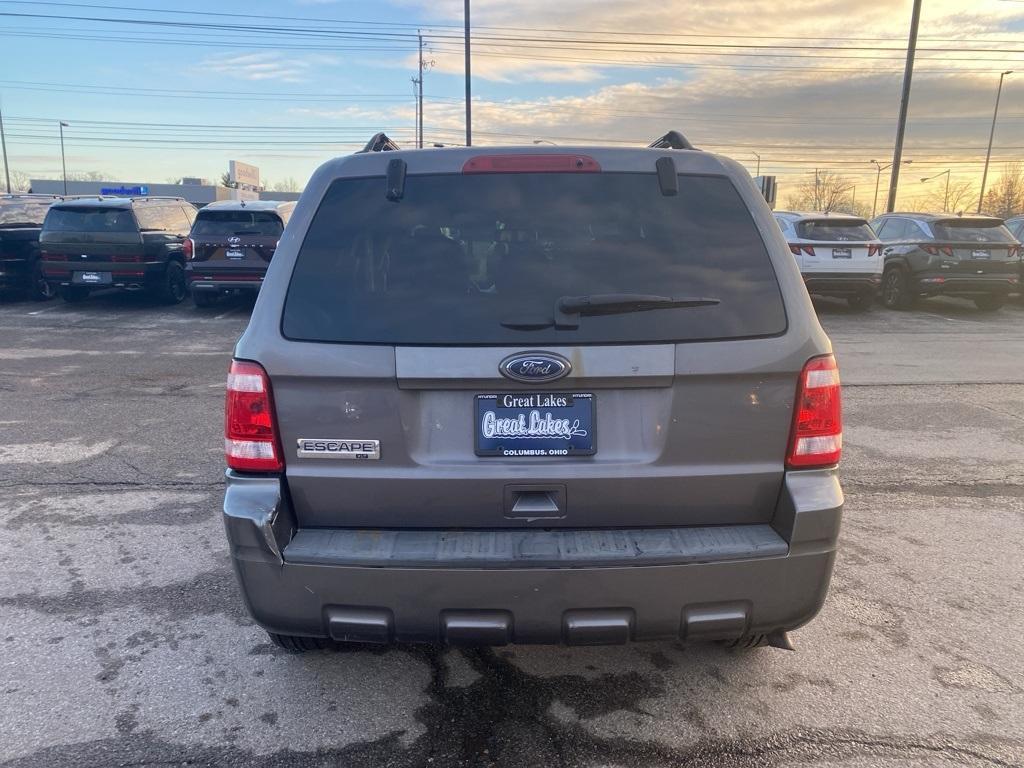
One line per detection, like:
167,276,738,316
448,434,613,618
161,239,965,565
774,211,883,310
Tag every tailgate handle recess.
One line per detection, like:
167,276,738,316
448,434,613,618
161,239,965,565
504,484,566,520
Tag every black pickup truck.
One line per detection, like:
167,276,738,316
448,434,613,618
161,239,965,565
0,194,61,301
39,196,197,303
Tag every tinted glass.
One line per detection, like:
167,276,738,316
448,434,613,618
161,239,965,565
796,219,875,241
135,205,189,232
0,200,52,227
192,210,284,237
43,206,137,233
1010,220,1024,239
932,219,1015,243
283,173,786,345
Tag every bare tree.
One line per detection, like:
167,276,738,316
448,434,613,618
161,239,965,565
981,162,1024,219
9,170,31,192
265,176,301,193
219,172,236,189
914,180,977,214
784,171,861,214
66,170,110,181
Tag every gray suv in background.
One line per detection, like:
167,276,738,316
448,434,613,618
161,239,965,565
222,132,844,650
871,212,1020,310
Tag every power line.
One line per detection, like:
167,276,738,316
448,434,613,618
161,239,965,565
4,1,1024,46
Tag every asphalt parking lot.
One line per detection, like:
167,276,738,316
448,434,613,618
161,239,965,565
0,292,1022,768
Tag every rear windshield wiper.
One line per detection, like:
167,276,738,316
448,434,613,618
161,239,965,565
558,293,720,316
501,294,719,331
557,293,718,327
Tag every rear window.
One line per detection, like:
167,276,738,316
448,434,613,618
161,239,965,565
43,206,137,233
796,219,875,241
932,219,1015,243
283,172,786,345
192,210,283,237
0,200,52,227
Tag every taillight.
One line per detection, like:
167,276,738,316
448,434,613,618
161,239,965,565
786,244,816,257
112,253,143,262
788,244,801,256
922,245,954,257
41,251,64,261
225,360,283,472
183,238,194,260
786,355,842,470
462,154,601,174
867,244,881,257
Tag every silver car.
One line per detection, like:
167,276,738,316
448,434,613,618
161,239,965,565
222,132,844,650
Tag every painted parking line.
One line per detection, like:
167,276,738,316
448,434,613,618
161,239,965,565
213,306,240,320
27,305,62,316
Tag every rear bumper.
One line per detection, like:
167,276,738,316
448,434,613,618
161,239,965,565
0,259,30,289
222,469,843,645
42,261,165,288
187,265,265,293
802,272,881,298
912,274,1017,297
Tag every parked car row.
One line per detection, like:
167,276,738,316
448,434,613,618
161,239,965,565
2,190,1021,314
773,209,1022,311
0,193,293,306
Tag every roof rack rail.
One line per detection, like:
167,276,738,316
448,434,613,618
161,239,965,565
360,133,401,153
648,131,697,151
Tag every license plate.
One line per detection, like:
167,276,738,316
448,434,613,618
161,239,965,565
475,393,595,457
226,249,244,260
832,247,852,259
971,249,990,260
74,271,111,285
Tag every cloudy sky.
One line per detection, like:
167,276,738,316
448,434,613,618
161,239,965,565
1,0,1022,207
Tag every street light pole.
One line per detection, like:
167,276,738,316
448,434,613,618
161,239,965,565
463,0,471,147
871,159,912,218
59,120,68,195
920,169,951,211
752,151,761,177
978,70,1013,213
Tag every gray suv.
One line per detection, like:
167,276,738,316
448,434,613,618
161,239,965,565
222,132,844,650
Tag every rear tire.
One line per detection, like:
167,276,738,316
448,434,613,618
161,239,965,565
155,260,187,304
267,632,332,652
880,267,913,310
60,285,90,303
846,293,873,311
29,261,57,302
973,295,1006,311
192,290,219,308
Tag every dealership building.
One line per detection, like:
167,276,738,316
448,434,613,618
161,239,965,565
28,163,300,206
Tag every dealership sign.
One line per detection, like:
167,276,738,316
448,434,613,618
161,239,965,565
100,185,149,196
229,160,260,188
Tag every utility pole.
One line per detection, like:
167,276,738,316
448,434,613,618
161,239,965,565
978,70,1013,213
0,103,10,193
886,0,922,213
417,31,424,149
464,0,472,146
59,120,69,195
814,168,820,210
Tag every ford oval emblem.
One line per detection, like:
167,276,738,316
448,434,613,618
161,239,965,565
499,352,571,384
